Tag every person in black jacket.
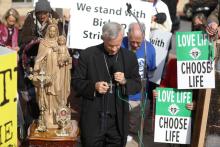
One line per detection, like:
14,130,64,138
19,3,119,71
73,22,141,147
19,0,65,45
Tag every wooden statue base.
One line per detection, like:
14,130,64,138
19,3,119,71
28,120,79,147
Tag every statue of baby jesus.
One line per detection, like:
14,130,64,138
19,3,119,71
57,35,72,107
57,35,72,68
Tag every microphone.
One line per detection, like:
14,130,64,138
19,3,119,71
126,3,132,13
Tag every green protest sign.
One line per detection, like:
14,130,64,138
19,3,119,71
176,31,215,89
154,88,192,144
176,31,214,61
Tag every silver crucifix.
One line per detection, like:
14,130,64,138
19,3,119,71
36,67,48,132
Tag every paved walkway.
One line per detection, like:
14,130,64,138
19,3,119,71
126,133,170,147
125,103,171,147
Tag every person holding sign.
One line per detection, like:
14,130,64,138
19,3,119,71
121,22,156,140
72,22,141,147
206,3,220,37
153,56,196,145
148,0,172,32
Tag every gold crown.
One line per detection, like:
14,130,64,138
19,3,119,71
48,18,59,25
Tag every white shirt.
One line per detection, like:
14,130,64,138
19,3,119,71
150,0,172,32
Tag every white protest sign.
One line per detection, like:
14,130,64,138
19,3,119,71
154,88,192,144
33,0,73,8
176,31,215,89
149,30,172,84
67,0,152,49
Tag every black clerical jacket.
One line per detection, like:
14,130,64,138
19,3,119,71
73,43,141,145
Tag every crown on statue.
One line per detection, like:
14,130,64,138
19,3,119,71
48,18,59,25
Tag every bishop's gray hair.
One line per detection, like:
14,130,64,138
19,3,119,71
101,22,124,40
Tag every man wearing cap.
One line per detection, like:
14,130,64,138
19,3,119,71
20,0,64,45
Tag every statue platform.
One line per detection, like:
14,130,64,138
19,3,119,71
28,120,79,147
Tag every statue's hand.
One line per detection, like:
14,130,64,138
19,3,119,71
52,46,59,52
60,56,72,66
58,59,65,67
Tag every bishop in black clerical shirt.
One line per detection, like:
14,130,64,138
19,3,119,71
73,22,141,147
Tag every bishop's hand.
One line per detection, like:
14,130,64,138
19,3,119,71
95,81,109,94
114,72,126,85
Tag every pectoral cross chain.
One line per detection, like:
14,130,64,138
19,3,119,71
103,53,118,94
